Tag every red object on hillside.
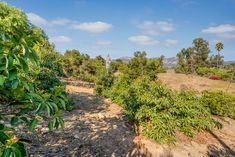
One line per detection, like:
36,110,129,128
209,76,220,80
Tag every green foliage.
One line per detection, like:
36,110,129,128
95,74,220,143
201,91,235,119
61,50,106,83
121,51,166,80
0,2,71,156
196,67,233,81
193,38,211,68
94,72,114,96
175,47,195,74
175,38,225,74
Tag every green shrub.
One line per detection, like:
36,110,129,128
133,78,215,143
94,72,114,96
77,73,95,83
201,91,235,119
95,75,217,143
196,67,233,81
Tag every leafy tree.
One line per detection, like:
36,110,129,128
128,51,148,78
62,49,84,76
175,48,195,74
208,55,224,68
0,3,68,156
175,38,227,75
193,38,210,68
95,55,105,64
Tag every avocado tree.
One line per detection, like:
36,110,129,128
0,3,68,156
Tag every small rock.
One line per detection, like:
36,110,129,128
98,113,105,119
51,148,60,153
41,128,49,133
74,134,80,139
112,125,117,129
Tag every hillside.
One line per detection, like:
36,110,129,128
158,70,235,95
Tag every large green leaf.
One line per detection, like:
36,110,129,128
8,69,17,80
1,148,11,157
10,117,19,126
0,75,5,86
28,119,38,131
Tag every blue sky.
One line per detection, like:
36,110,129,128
2,0,235,60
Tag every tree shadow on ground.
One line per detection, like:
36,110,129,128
25,89,144,157
207,131,235,157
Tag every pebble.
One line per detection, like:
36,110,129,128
51,148,60,153
74,134,80,139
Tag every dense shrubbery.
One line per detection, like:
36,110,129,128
120,51,166,80
94,72,114,96
196,67,233,81
196,67,235,81
95,73,235,143
60,50,106,83
201,91,235,119
0,3,72,156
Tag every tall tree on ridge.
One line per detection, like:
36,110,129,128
215,42,224,68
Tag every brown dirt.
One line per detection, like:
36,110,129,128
158,70,235,95
24,85,143,157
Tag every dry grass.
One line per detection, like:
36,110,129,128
158,70,235,95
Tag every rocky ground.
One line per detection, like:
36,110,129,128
22,85,142,157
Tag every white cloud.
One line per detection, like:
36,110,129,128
165,39,178,47
49,36,72,44
202,24,235,34
96,40,112,46
128,35,159,45
71,21,112,33
27,13,112,34
51,18,72,26
137,21,175,35
27,13,49,27
202,24,235,40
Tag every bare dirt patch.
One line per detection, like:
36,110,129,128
158,70,235,95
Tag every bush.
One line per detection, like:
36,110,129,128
133,78,215,143
94,72,114,96
95,75,217,143
201,91,235,119
196,67,232,81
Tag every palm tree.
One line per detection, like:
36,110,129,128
215,42,224,68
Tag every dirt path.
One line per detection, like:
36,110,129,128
25,85,142,157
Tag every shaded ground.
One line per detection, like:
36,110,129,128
23,85,142,157
158,70,235,95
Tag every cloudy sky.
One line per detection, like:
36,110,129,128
3,0,235,60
